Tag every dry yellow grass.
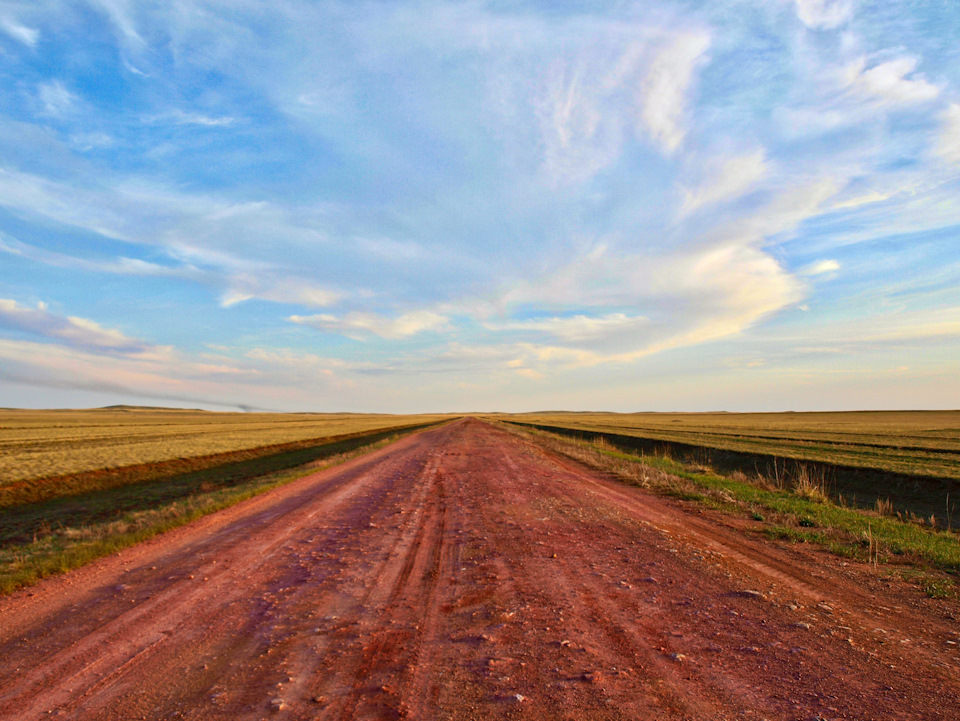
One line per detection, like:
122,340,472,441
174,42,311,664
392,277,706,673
0,407,451,486
489,410,960,479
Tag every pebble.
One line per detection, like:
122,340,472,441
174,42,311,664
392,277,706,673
738,590,764,600
270,699,285,712
514,694,526,703
793,622,812,630
667,653,687,663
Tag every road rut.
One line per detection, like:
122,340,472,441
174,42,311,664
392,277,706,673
1,418,958,720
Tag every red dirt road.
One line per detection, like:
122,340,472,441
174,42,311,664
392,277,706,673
1,418,959,720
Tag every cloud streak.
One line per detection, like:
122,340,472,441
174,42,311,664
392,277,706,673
0,298,156,355
638,31,711,154
290,311,451,340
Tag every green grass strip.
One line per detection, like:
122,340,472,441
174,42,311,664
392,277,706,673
515,425,960,575
0,428,425,595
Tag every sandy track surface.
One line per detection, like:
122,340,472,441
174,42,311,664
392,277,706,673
1,418,958,720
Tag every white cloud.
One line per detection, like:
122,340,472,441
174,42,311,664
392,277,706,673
0,338,266,409
0,235,341,312
485,313,649,345
495,240,803,364
828,190,895,211
0,17,39,47
69,132,115,152
843,56,939,106
143,110,237,127
794,0,854,30
534,26,712,181
800,259,840,276
289,310,451,340
638,31,711,153
0,171,345,309
538,58,622,185
220,276,339,308
37,80,77,117
0,234,205,280
0,298,158,355
487,177,841,365
681,149,768,215
934,103,960,166
91,0,145,48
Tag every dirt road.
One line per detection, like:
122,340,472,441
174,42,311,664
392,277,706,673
1,418,958,720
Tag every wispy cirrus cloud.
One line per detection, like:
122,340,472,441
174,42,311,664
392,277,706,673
638,31,711,154
484,313,650,346
290,310,451,340
37,80,78,117
794,0,854,30
141,109,237,127
800,259,840,276
0,16,38,47
680,149,768,216
934,104,960,166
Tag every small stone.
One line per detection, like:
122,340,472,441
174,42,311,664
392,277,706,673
667,653,686,663
270,699,285,712
514,694,526,703
816,603,834,613
737,590,764,600
793,622,812,630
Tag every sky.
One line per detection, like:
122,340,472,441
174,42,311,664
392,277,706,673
0,0,958,413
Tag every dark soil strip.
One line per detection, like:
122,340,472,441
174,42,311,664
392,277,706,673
0,422,436,509
0,423,441,548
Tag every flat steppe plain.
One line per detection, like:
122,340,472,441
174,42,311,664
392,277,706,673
0,407,448,486
1,419,958,720
495,410,960,478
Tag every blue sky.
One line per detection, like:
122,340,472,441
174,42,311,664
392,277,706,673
0,0,958,412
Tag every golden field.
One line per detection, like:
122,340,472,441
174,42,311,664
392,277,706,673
0,407,451,486
492,410,960,479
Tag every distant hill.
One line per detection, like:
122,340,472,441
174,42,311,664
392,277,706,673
97,405,208,412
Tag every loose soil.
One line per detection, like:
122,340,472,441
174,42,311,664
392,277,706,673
1,418,957,720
